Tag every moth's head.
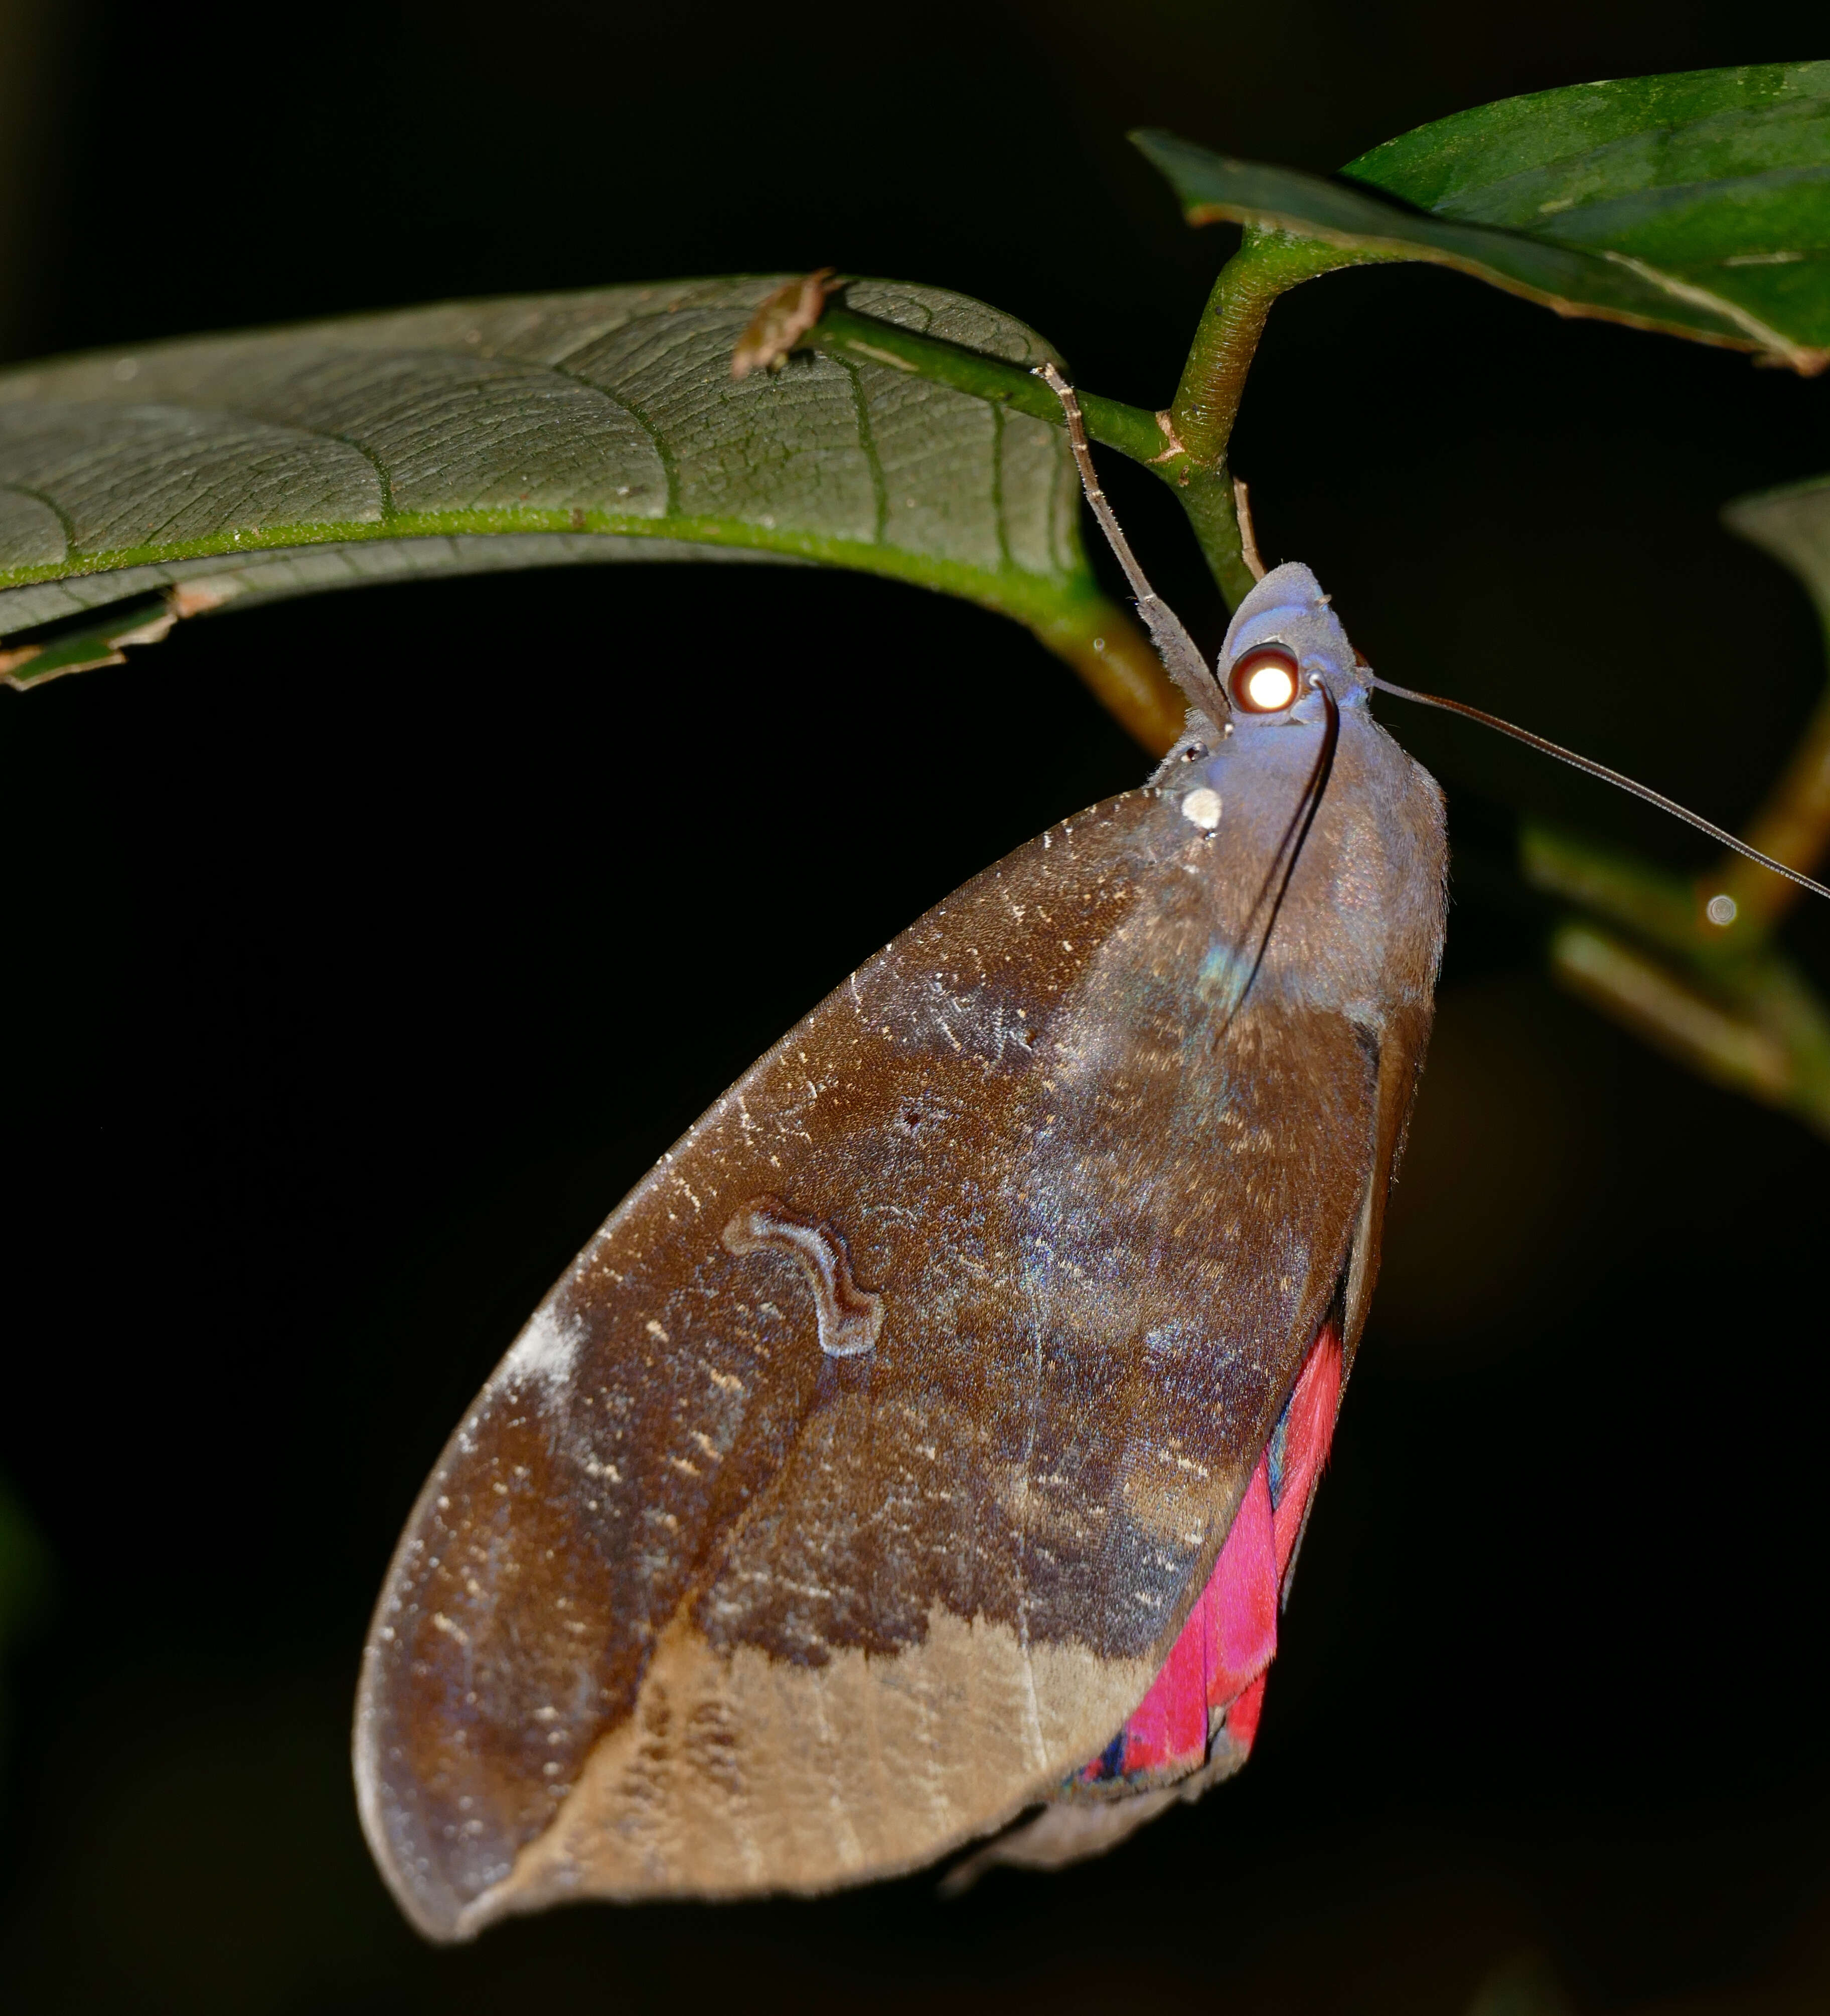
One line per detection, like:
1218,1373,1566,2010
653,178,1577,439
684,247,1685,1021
1215,561,1369,729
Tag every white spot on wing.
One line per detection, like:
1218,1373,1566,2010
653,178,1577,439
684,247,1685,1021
1181,787,1222,830
497,1306,582,1400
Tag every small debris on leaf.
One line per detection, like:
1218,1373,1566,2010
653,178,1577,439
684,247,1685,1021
731,269,841,380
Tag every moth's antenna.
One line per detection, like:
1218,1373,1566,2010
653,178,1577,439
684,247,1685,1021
1034,363,1228,720
1368,670,1830,905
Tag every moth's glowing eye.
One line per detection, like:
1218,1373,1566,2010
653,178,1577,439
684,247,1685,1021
1245,661,1296,709
1230,646,1300,714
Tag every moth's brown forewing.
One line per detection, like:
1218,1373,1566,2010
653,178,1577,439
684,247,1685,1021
355,602,1445,1939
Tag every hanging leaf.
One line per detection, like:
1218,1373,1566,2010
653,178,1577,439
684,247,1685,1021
1724,467,1830,610
0,277,1181,746
1135,63,1830,372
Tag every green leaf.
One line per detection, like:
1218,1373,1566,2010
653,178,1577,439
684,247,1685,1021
1724,468,1830,619
1136,63,1830,372
1347,64,1830,358
0,277,1185,746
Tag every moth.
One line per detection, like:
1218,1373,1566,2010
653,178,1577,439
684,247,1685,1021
354,367,1820,1942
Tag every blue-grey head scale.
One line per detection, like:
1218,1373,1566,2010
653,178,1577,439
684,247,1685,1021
1218,562,1371,718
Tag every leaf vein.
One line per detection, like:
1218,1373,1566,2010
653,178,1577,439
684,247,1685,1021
839,359,888,546
0,482,74,557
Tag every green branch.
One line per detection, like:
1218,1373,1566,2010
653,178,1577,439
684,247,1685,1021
1711,676,1830,942
1166,230,1367,472
808,233,1363,612
806,302,1251,606
1522,824,1830,1141
807,303,1165,461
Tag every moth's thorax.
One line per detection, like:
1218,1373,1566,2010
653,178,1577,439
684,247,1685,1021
1154,711,1442,1032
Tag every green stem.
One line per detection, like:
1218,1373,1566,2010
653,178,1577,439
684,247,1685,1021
1174,468,1256,609
1548,919,1830,1140
1167,230,1369,472
1707,669,1830,942
1523,819,1830,1140
807,305,1167,463
1520,825,1703,959
807,304,1247,603
810,235,1360,617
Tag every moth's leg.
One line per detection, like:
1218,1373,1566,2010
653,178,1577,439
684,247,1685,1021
1035,362,1226,719
1233,476,1268,582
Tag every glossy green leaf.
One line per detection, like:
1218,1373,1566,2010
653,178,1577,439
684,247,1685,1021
1136,63,1830,372
1348,64,1830,354
0,277,1182,743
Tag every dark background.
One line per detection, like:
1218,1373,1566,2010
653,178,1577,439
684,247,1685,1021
3,5,1829,2011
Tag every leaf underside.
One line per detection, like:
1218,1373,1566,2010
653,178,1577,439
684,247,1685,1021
0,278,1096,674
1137,62,1830,370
